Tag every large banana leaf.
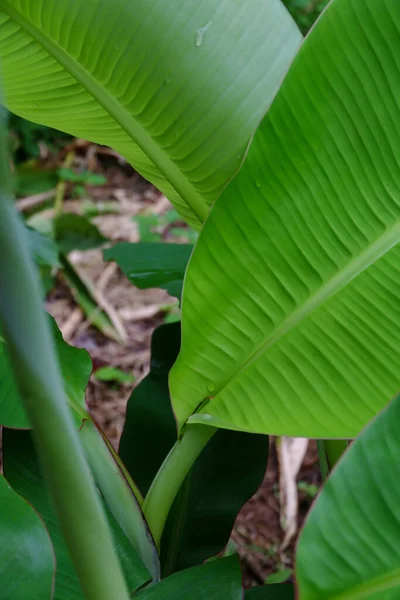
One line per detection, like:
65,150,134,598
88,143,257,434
296,395,400,599
0,0,301,229
170,0,400,439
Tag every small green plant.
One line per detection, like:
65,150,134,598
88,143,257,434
2,1,400,599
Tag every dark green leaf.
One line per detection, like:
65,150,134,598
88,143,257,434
3,428,150,599
119,323,180,495
119,323,269,575
135,556,242,600
0,473,54,600
14,160,57,197
26,226,60,268
297,394,400,599
104,243,193,299
245,584,295,599
54,213,106,253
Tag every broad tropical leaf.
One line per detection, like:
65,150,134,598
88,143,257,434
3,428,150,599
104,243,193,299
135,556,242,600
297,395,400,599
0,0,301,228
0,473,54,600
119,323,268,575
171,0,400,438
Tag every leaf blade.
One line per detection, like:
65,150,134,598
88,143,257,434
0,0,301,228
171,0,400,438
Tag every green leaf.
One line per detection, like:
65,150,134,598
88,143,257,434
0,317,90,427
119,323,268,575
57,167,107,186
14,160,58,197
0,0,301,228
3,428,150,599
134,556,242,600
26,226,60,268
0,473,54,600
296,394,400,599
245,584,294,599
104,243,193,299
94,366,135,385
265,570,292,585
171,0,400,438
54,213,106,254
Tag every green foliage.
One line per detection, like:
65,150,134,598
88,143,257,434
297,394,400,599
2,0,400,598
283,0,329,33
94,366,135,385
0,474,54,600
104,242,193,299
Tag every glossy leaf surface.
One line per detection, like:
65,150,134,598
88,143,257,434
104,243,193,299
171,0,400,438
0,0,301,228
297,395,400,599
3,428,150,599
135,556,242,600
119,323,268,574
0,473,54,600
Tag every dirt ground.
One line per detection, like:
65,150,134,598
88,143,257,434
33,144,321,587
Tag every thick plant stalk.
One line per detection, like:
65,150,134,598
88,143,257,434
143,424,216,548
0,115,130,600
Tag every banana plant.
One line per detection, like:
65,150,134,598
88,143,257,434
1,0,400,598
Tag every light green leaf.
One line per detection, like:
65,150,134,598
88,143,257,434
134,556,242,600
297,395,400,599
94,365,135,385
104,242,193,299
26,226,60,268
171,0,400,438
0,473,54,600
0,0,301,228
3,428,150,599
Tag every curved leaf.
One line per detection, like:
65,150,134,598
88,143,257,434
0,473,54,600
104,242,193,299
3,428,150,599
171,0,400,438
0,0,301,228
135,556,242,600
297,395,400,599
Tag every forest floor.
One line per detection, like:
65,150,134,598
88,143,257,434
23,141,321,588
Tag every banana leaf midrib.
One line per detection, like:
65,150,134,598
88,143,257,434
0,0,209,222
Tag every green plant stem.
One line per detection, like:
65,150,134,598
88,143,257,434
317,439,348,482
0,138,129,598
143,424,217,548
80,420,160,581
54,150,74,217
